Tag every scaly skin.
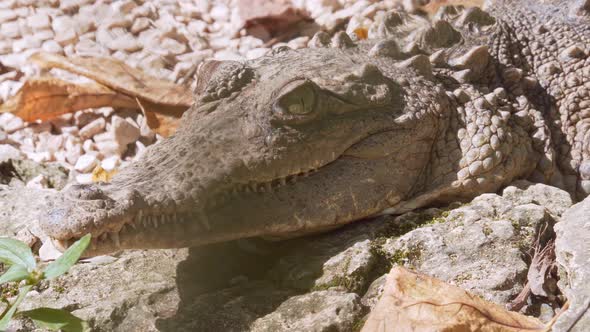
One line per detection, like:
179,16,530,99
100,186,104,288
40,0,590,255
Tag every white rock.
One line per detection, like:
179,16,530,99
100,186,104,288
0,40,11,54
287,36,310,49
42,40,63,53
1,21,20,38
0,113,24,133
134,140,147,159
112,115,140,146
65,141,82,165
101,155,120,171
75,39,109,56
112,0,137,14
60,126,79,135
0,144,23,162
210,4,230,22
214,50,245,61
33,29,55,41
94,107,115,117
82,139,96,152
26,174,48,189
95,140,125,157
79,117,106,138
36,132,64,154
246,47,269,59
74,154,98,173
76,172,94,184
26,13,51,31
130,17,150,34
0,9,17,23
12,36,41,53
27,151,52,163
39,240,63,261
55,29,78,46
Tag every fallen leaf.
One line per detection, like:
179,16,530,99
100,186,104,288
353,27,369,40
30,52,192,111
237,0,311,42
140,99,183,137
91,165,117,183
362,267,545,332
422,0,485,15
0,77,137,122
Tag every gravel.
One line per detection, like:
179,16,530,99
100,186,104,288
0,0,402,188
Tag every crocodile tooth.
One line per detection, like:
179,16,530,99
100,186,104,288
153,217,159,228
110,232,121,247
99,233,108,242
280,177,287,186
129,222,137,230
91,238,97,250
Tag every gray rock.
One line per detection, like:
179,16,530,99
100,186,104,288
502,180,573,217
251,290,365,332
378,187,564,305
553,196,590,331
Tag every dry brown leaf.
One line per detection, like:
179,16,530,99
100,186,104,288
362,267,545,332
29,52,192,110
422,0,485,15
237,0,311,42
0,77,137,122
353,27,369,40
135,97,184,137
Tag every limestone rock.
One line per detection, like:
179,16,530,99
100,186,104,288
251,290,366,332
553,196,590,331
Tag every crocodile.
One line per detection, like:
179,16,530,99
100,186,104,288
40,0,590,256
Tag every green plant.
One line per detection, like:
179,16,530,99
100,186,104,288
0,234,91,332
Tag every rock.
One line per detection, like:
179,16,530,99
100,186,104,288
74,154,98,173
378,189,559,306
251,290,366,332
39,238,63,261
112,115,140,147
26,174,48,189
26,13,51,31
101,155,120,171
0,159,69,189
79,117,106,138
1,20,20,39
0,144,23,162
502,180,573,216
130,17,150,34
75,173,93,184
0,113,24,133
553,196,590,331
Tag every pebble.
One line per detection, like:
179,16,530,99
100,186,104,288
0,0,401,186
79,117,106,139
112,115,140,147
26,174,48,189
101,155,120,171
0,144,23,162
74,154,98,173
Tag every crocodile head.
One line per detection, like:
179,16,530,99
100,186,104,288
41,40,452,255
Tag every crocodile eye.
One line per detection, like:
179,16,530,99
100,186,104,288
274,80,317,116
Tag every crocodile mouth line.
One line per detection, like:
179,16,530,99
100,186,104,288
53,163,329,251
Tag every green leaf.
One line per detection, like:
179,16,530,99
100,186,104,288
19,308,89,332
43,234,91,280
0,238,36,270
0,285,32,330
0,265,30,284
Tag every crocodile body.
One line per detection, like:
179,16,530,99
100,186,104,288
41,0,590,255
